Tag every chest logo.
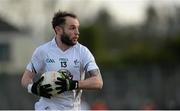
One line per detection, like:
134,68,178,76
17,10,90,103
45,58,55,63
74,59,79,65
74,59,80,68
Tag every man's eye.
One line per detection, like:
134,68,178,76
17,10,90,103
70,27,76,30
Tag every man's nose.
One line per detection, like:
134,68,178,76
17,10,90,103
75,29,80,35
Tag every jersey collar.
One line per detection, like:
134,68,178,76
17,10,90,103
51,37,57,47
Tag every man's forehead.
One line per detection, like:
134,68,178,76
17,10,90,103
65,16,79,26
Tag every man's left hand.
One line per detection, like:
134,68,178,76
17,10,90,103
55,77,78,94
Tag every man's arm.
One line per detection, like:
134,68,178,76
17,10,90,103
78,69,103,90
21,70,35,88
54,69,103,94
21,70,52,98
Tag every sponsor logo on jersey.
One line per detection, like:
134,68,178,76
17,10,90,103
59,58,68,68
45,58,55,63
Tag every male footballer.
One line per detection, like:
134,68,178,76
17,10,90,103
21,10,103,110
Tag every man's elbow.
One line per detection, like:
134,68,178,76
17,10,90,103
96,79,103,90
99,80,103,90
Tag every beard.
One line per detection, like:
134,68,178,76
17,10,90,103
61,32,76,46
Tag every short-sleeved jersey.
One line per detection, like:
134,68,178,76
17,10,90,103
26,38,99,110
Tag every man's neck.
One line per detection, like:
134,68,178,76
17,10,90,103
55,37,71,52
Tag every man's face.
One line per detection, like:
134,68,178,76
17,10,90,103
61,17,80,46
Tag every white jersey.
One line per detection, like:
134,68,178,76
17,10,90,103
26,38,99,110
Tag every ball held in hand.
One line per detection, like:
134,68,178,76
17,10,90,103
41,71,66,96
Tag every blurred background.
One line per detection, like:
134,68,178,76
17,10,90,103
1,0,180,110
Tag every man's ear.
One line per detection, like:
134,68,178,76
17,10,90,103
55,26,63,34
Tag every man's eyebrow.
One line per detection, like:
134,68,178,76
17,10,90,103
69,25,76,27
69,24,79,28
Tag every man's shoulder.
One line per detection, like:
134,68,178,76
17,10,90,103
74,43,92,55
35,41,52,52
75,43,88,50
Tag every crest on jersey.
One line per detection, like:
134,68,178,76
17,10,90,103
74,59,80,68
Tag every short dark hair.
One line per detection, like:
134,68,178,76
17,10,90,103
52,10,77,29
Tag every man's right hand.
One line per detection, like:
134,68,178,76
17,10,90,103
31,76,52,98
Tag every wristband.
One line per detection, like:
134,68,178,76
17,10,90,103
75,81,79,89
27,84,33,94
